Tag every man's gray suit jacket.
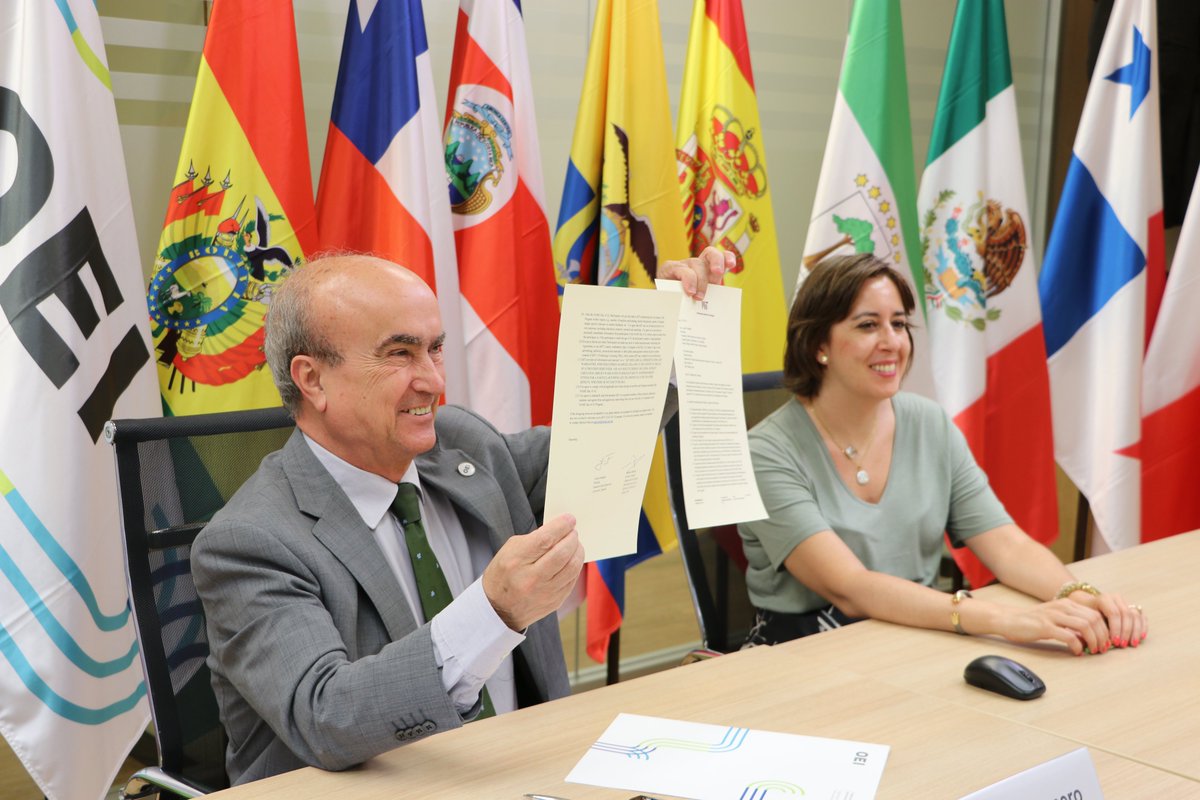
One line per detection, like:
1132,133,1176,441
192,406,571,785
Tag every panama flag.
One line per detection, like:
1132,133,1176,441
444,0,560,431
1039,0,1164,553
318,0,469,406
0,3,159,798
552,0,690,663
149,0,319,416
675,0,786,373
799,0,933,397
1141,171,1200,542
917,0,1057,587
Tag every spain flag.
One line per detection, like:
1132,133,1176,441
148,0,318,416
676,0,786,373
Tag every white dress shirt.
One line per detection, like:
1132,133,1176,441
303,434,524,715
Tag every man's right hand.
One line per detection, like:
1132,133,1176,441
482,514,584,631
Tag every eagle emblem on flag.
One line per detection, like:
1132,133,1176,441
921,189,1027,330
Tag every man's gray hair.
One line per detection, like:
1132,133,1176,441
264,259,343,412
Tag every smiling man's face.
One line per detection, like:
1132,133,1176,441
300,258,446,481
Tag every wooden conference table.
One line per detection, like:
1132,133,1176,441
208,533,1200,799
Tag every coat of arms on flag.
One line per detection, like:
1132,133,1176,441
803,172,905,269
152,0,318,417
149,168,300,395
676,104,768,273
920,190,1028,330
446,96,515,216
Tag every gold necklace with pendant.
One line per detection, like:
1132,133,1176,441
807,401,878,486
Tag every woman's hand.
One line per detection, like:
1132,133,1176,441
995,599,1111,656
1064,590,1148,649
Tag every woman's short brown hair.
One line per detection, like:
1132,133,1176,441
782,253,917,399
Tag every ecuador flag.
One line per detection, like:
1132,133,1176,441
148,0,318,416
676,0,786,374
552,0,689,663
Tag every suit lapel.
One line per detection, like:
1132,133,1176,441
417,443,515,550
280,432,418,642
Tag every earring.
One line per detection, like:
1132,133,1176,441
818,354,829,364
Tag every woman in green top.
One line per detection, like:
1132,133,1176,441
738,254,1146,651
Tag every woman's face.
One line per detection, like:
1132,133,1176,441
817,276,911,401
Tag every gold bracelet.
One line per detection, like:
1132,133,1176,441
1055,580,1100,600
951,589,972,635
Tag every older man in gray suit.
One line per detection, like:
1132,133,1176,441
192,250,727,784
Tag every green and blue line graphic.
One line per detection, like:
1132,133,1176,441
592,725,750,759
741,779,806,799
52,0,113,89
0,468,145,724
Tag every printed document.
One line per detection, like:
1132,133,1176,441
657,281,767,528
567,713,889,800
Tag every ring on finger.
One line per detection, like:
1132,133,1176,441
1129,604,1143,613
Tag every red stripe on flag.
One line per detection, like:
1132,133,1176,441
584,563,622,663
1141,383,1200,542
163,184,225,227
315,124,437,289
173,328,265,386
705,0,755,90
202,0,318,255
1144,209,1166,348
443,9,514,131
455,181,560,425
950,325,1058,587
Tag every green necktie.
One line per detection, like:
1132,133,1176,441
391,482,495,720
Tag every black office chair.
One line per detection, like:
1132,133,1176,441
106,407,295,799
664,371,790,654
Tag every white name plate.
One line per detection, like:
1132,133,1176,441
958,747,1103,800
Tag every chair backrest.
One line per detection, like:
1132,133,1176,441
664,371,791,652
106,407,295,792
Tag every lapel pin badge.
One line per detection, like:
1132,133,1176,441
457,462,476,477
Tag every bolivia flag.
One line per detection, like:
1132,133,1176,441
148,0,319,416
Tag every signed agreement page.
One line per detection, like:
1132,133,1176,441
545,284,681,561
658,281,766,529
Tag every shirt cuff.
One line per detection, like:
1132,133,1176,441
430,578,525,715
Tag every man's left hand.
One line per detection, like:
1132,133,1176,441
659,246,732,300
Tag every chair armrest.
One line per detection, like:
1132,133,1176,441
120,766,213,799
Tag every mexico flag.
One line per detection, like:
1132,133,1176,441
149,0,319,416
675,0,786,373
917,0,1057,586
799,0,933,397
